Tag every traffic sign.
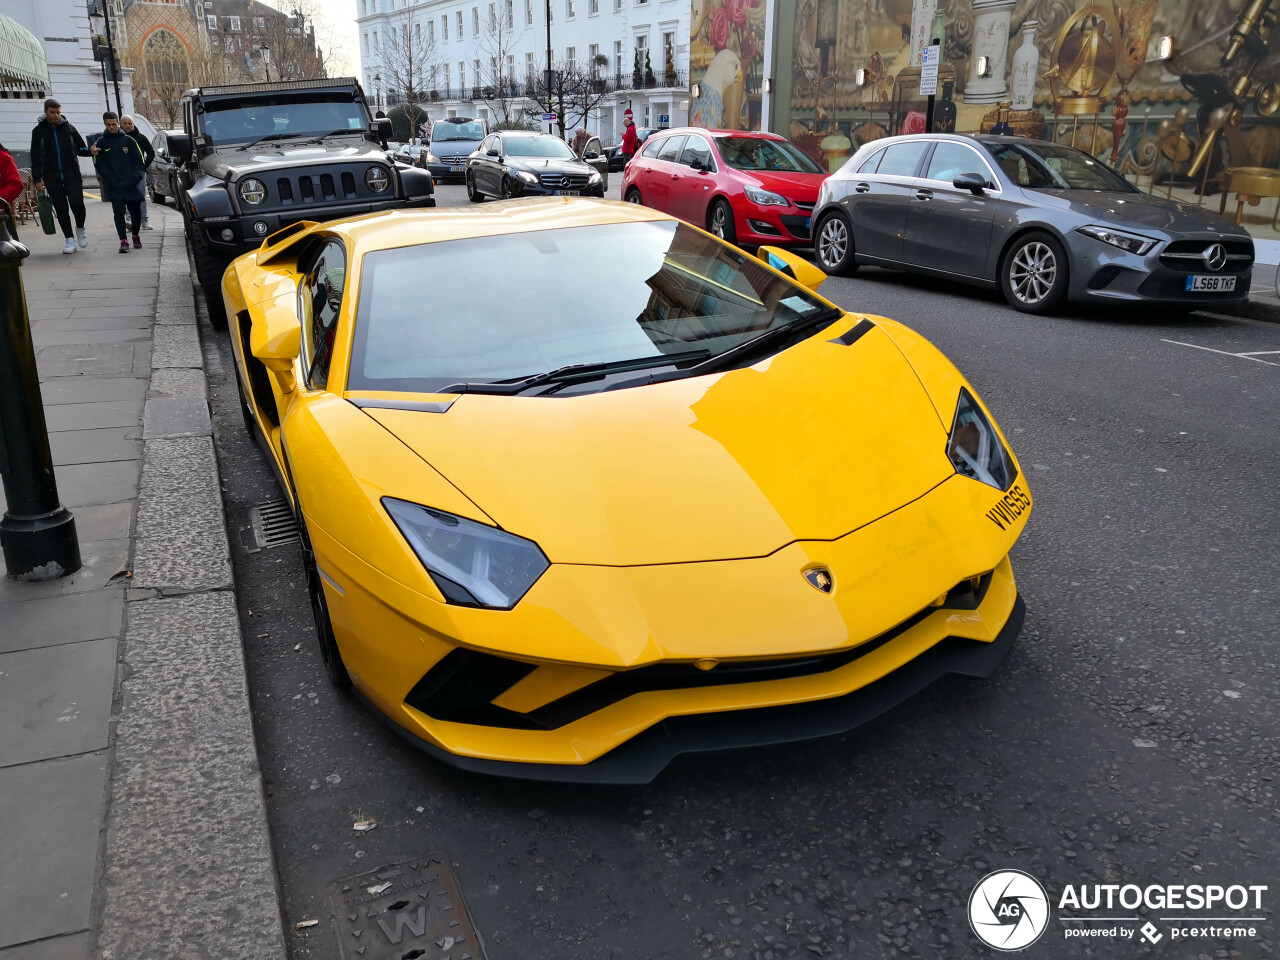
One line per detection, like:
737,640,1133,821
658,114,669,124
542,112,557,121
919,43,940,97
623,108,634,120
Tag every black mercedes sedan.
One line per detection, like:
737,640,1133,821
466,132,605,201
811,134,1254,314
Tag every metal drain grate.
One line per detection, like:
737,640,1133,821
245,499,300,552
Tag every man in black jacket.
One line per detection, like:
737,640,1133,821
90,113,147,253
121,115,155,231
30,98,91,254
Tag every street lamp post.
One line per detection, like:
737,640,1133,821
259,45,271,82
0,201,81,579
545,0,553,134
373,73,383,111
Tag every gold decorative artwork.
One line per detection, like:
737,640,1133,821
1043,5,1118,113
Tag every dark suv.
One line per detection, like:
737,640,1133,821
426,117,489,182
167,77,435,324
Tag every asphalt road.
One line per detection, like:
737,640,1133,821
200,184,1280,960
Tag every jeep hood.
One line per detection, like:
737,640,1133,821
204,139,388,179
361,322,955,566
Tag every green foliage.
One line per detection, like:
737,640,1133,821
386,103,429,142
493,118,537,130
633,48,642,89
643,49,656,87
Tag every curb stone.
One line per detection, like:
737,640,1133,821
96,223,288,959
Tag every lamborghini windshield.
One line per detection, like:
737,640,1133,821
349,220,837,394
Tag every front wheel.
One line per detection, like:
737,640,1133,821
708,199,737,245
151,187,165,204
466,172,484,202
300,513,352,690
624,187,642,204
500,177,515,199
188,227,229,330
814,211,858,276
1000,231,1068,314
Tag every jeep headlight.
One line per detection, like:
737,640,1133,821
365,165,390,192
383,498,549,609
238,178,267,205
947,388,1017,490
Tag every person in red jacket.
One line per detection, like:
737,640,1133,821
0,142,22,208
621,118,638,165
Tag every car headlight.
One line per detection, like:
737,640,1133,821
745,186,788,206
1076,224,1157,255
516,170,539,185
365,165,391,192
383,498,549,609
238,178,266,205
588,170,602,184
947,388,1017,491
426,151,438,164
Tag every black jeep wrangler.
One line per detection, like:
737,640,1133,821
167,77,435,324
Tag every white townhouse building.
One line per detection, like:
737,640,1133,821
355,0,689,145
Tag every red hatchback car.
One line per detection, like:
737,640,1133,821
622,129,828,247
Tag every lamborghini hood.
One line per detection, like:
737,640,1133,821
363,321,954,566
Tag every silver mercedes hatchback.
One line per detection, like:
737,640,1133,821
811,134,1254,314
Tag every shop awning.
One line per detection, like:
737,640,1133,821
0,14,49,90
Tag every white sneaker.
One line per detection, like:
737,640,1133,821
141,221,154,231
63,238,77,254
76,228,89,248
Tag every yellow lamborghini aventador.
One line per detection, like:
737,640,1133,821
221,198,1033,783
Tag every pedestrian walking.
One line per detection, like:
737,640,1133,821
0,141,22,208
621,117,638,166
120,115,155,231
90,112,147,254
30,98,91,254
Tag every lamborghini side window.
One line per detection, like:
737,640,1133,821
297,239,347,388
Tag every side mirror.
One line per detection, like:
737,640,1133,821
486,147,500,156
584,150,599,159
952,172,988,193
166,133,192,162
249,305,301,394
757,245,828,292
374,117,392,143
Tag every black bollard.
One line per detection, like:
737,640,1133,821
0,199,81,579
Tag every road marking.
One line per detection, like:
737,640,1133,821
1234,349,1280,356
1161,339,1280,366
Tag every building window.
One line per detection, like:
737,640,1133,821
589,0,598,12
613,39,622,75
254,16,265,29
363,31,369,54
459,61,466,90
229,15,241,31
472,7,480,34
488,2,496,29
566,0,575,16
474,58,482,90
566,45,576,72
457,10,464,36
415,21,420,37
428,19,435,41
525,51,535,79
260,46,270,62
506,53,514,81
525,0,533,24
207,14,217,29
506,0,514,28
441,15,448,40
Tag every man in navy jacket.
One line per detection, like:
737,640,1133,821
91,113,147,253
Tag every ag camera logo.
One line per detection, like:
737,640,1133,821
969,870,1050,951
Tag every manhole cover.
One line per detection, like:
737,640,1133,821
328,853,487,960
244,499,299,552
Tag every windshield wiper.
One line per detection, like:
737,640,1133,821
438,350,710,396
308,128,360,144
606,309,844,391
236,132,304,149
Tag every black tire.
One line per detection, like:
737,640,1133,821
299,513,352,689
813,210,859,276
708,199,737,245
466,172,484,202
1000,231,1069,314
188,227,229,330
151,188,165,204
232,353,256,436
625,187,642,204
500,176,515,199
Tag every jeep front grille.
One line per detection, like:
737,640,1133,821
256,164,390,211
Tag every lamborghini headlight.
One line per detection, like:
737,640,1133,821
383,498,549,609
947,388,1017,490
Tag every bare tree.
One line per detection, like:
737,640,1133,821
250,0,328,81
537,54,612,139
374,4,438,140
475,0,529,126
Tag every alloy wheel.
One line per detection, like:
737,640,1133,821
711,205,728,238
818,217,848,269
1009,241,1057,305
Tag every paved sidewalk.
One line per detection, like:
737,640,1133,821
0,201,284,958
